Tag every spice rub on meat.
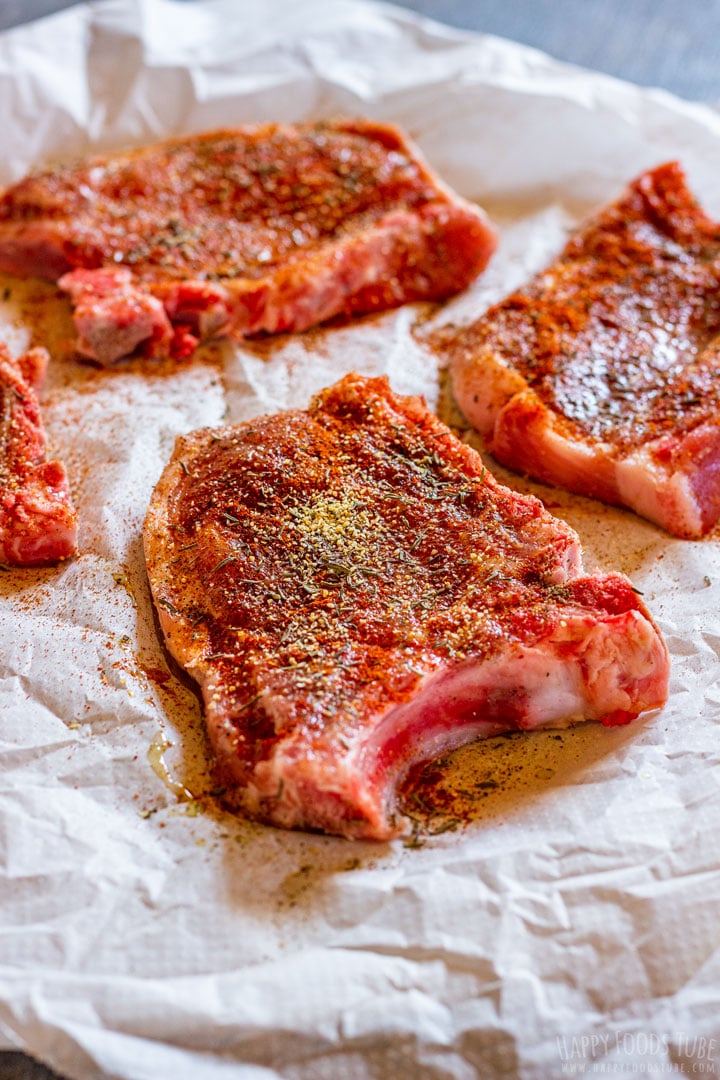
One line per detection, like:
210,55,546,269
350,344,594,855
0,344,77,566
144,373,669,840
0,120,497,364
447,162,720,538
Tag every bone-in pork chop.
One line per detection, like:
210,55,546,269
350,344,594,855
0,121,496,364
446,162,720,538
143,374,668,840
0,344,77,566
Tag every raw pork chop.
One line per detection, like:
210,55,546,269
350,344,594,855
0,344,77,566
144,374,669,840
0,121,496,364
447,161,720,538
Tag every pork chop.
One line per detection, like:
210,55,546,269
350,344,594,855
446,161,720,538
0,120,497,364
143,373,669,840
0,344,77,566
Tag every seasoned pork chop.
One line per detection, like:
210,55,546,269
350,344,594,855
144,374,668,840
0,121,496,364
0,344,77,566
447,162,720,538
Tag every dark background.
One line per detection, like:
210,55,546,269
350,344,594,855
393,0,720,101
0,1,716,1078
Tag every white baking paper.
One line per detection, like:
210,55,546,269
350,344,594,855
1,2,720,1078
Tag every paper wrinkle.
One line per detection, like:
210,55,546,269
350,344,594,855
0,1,719,1079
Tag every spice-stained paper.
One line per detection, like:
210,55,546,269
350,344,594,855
1,1,720,1078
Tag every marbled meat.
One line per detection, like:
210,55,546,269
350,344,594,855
0,120,496,364
447,162,720,538
143,373,669,840
0,344,77,566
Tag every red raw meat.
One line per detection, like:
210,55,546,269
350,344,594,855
447,162,720,538
0,121,496,364
143,373,669,840
0,344,77,566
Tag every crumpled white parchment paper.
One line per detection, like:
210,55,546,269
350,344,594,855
1,2,720,1078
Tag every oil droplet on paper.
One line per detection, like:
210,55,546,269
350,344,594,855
147,731,195,801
